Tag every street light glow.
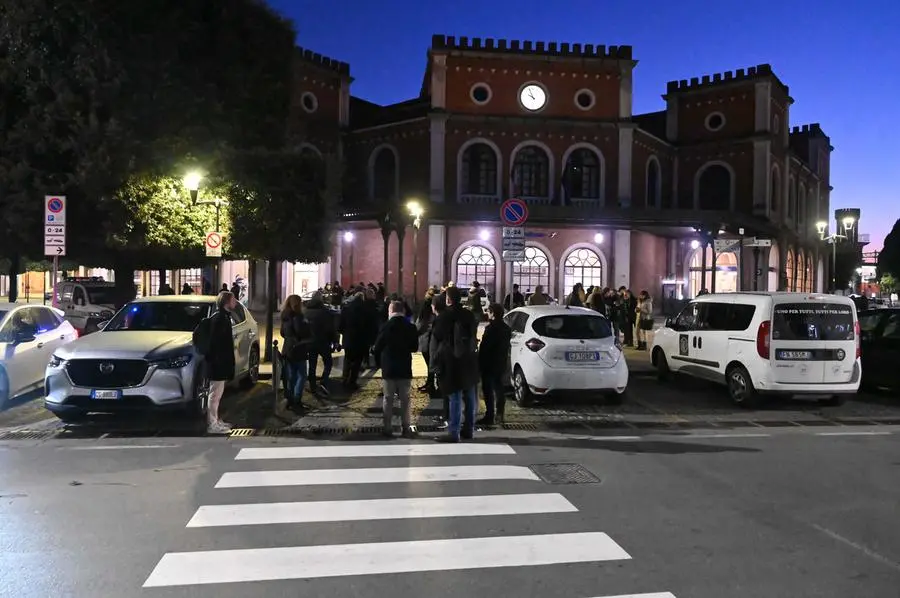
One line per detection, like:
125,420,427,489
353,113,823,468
343,231,354,242
183,171,202,192
593,233,604,244
479,229,490,241
407,200,423,218
690,239,700,250
816,220,828,235
842,215,855,231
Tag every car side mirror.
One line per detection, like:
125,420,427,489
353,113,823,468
665,316,673,328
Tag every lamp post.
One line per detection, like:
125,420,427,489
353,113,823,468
184,171,227,291
816,215,856,293
343,231,355,287
407,200,424,302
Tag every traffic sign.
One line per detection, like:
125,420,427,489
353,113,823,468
502,227,524,239
500,199,528,226
503,250,525,262
502,238,525,251
714,239,742,254
205,231,223,257
44,195,66,257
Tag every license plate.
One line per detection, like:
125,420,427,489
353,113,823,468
91,389,122,400
778,350,812,360
566,351,600,362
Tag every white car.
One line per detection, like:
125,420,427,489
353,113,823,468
504,305,629,405
44,295,260,423
651,292,861,407
0,303,78,409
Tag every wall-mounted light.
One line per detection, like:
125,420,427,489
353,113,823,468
593,233,604,244
690,239,700,250
343,231,354,243
479,229,490,241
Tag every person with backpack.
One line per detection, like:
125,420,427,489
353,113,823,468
193,290,238,434
431,285,480,443
280,294,311,410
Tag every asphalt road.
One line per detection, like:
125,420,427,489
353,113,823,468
2,429,899,597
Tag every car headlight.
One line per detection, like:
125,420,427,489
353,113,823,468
48,354,66,368
151,354,193,369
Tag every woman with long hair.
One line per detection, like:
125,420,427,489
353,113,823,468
280,294,311,409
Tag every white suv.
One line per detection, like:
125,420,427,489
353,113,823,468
651,292,861,407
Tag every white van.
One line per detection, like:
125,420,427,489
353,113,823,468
650,292,860,407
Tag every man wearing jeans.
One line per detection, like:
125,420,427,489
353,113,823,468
372,300,419,438
432,286,480,443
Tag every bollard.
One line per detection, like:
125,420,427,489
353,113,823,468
272,339,280,409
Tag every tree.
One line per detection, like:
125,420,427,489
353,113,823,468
225,149,339,360
0,0,295,299
877,218,900,280
880,273,897,296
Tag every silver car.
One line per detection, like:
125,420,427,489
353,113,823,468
44,295,260,423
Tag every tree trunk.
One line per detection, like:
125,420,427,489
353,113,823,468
113,261,136,308
7,253,19,302
263,257,277,363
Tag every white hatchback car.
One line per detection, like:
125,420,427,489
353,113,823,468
504,305,629,405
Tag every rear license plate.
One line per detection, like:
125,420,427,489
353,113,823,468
566,351,600,362
91,389,122,400
778,350,812,360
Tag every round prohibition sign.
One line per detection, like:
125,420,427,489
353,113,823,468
206,232,222,249
47,197,64,213
501,198,528,226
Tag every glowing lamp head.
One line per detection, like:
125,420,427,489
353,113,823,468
407,201,423,218
690,239,700,250
593,233,604,244
842,216,855,231
343,231,354,243
479,229,490,241
183,171,202,192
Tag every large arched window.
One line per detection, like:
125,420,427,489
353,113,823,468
785,249,795,291
562,148,600,202
511,146,550,200
646,157,661,208
767,245,780,291
563,248,605,293
770,165,781,212
688,247,738,297
696,163,732,210
455,245,496,299
512,246,550,295
795,252,805,292
370,147,398,203
460,143,498,197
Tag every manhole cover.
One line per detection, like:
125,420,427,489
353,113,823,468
529,463,601,485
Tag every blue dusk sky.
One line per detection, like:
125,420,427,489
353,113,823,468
272,0,898,250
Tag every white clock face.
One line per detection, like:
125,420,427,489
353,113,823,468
519,84,546,111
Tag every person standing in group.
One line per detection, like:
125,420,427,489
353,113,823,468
416,287,437,394
503,284,525,310
339,291,368,390
477,303,511,427
432,286,480,442
280,295,310,410
636,290,654,350
202,291,238,434
304,291,339,397
428,291,449,429
372,300,420,438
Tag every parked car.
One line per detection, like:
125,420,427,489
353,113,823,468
858,307,900,391
651,292,861,407
504,305,629,406
52,277,118,334
44,295,260,423
0,304,78,409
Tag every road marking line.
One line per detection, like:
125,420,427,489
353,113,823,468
815,431,892,436
812,524,900,573
215,465,539,488
688,433,771,439
234,443,516,460
143,531,630,587
585,593,677,598
187,493,577,527
59,445,180,450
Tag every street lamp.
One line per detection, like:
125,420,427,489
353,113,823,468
184,171,227,290
593,233,604,244
817,215,855,292
343,231,355,286
407,201,424,301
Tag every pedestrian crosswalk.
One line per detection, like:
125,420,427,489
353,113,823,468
143,442,677,596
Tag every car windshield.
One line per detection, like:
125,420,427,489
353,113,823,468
86,286,118,306
772,303,855,341
532,314,612,339
104,302,211,332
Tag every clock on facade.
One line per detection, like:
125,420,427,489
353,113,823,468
519,84,547,111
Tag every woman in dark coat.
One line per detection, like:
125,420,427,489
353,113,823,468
478,303,512,426
340,292,370,390
280,295,310,409
416,288,437,393
428,293,449,428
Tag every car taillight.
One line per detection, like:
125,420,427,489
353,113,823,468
854,320,861,359
525,338,546,352
757,320,771,359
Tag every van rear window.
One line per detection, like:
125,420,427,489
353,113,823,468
772,303,854,341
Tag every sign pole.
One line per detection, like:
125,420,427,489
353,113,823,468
52,256,59,302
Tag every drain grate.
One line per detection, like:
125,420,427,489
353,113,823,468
0,429,57,441
529,463,602,485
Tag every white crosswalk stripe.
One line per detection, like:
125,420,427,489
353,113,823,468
144,441,676,596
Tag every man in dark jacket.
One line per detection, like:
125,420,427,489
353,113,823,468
305,292,339,396
432,286,480,442
206,291,237,434
372,300,419,438
478,303,512,427
339,292,368,390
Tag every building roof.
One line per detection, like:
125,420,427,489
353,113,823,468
349,96,430,130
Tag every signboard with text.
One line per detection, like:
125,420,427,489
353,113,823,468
44,195,66,257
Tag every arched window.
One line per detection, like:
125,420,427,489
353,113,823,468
785,250,795,291
770,166,781,212
562,149,600,202
563,248,605,293
796,253,805,292
788,177,796,219
689,247,738,297
696,163,732,210
646,157,661,208
461,143,497,196
767,245,780,291
512,146,550,199
371,147,397,203
805,252,814,292
455,245,496,299
512,246,550,296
